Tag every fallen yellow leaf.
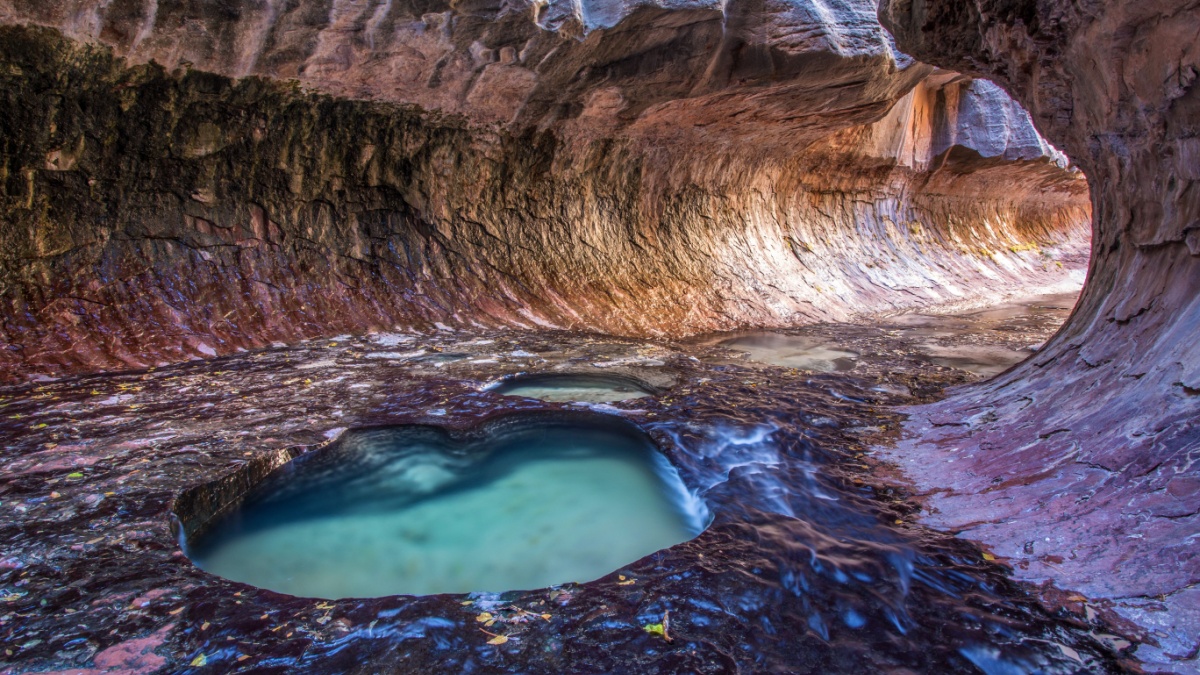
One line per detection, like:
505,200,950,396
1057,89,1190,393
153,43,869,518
190,654,207,667
982,553,996,561
487,635,508,645
475,612,493,623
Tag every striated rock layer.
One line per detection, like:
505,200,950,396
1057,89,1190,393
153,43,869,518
0,8,1087,381
879,0,1200,669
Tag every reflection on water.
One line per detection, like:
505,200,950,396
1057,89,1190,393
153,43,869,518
889,293,1079,376
491,373,653,403
719,334,859,371
917,343,1032,377
187,419,702,598
710,293,1079,378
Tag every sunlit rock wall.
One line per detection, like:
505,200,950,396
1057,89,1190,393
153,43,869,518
880,1,1200,668
0,0,1087,382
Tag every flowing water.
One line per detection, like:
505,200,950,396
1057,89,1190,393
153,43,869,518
186,417,702,598
489,373,653,403
139,293,1126,671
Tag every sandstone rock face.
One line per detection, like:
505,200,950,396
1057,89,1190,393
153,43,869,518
0,18,1086,381
880,0,1200,668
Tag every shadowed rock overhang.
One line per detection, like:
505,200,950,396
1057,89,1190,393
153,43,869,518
3,0,1196,670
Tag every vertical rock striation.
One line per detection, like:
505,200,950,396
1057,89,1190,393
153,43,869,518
2,15,1089,381
880,1,1200,668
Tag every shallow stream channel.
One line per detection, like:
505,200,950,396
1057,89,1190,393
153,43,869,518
0,293,1140,673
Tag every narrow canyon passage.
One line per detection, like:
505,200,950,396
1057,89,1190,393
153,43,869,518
0,0,1195,673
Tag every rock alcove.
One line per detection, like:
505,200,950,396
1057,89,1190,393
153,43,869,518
0,0,1196,673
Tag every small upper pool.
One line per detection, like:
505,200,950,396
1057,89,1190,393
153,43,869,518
490,373,655,403
181,415,703,598
718,333,859,372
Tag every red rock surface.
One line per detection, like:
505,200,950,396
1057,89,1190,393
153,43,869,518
0,12,1088,382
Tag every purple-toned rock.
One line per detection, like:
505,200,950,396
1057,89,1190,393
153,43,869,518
879,0,1200,669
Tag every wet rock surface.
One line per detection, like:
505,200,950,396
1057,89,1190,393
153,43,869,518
0,300,1140,673
880,2,1200,669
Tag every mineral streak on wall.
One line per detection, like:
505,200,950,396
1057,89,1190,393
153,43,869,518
0,0,1088,381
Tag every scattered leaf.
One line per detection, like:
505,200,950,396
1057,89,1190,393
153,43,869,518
475,612,493,623
169,607,184,615
644,610,674,642
237,655,251,662
541,613,551,621
480,627,510,645
982,553,996,561
460,600,473,606
190,654,207,667
67,472,83,479
200,621,210,631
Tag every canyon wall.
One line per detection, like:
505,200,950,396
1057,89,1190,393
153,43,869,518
879,0,1200,669
0,2,1087,381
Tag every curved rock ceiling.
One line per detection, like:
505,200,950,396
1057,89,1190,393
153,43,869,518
1,0,1196,670
0,0,1087,377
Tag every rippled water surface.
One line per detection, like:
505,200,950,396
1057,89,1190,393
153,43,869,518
187,419,701,598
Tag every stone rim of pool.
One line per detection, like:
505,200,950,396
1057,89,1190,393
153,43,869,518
173,411,709,600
